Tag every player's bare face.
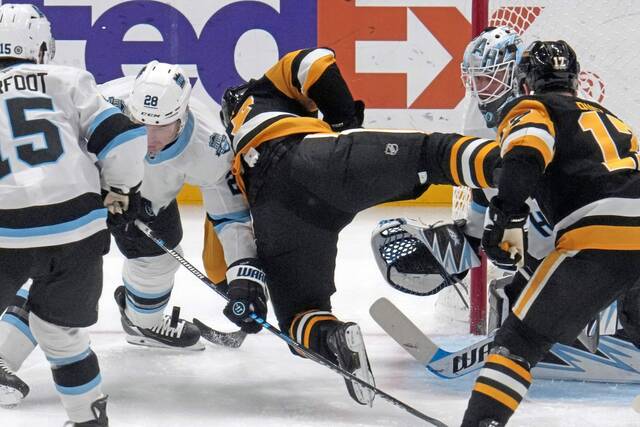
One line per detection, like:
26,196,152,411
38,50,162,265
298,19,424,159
146,121,180,155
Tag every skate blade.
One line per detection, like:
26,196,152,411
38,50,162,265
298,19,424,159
0,385,24,408
125,335,205,352
343,325,376,406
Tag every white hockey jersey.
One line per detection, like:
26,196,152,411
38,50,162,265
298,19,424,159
0,63,146,248
98,76,256,265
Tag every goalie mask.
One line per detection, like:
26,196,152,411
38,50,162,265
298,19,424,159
461,26,523,128
371,218,480,296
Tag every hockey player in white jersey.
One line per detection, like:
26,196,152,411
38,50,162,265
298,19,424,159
0,3,146,425
99,61,257,350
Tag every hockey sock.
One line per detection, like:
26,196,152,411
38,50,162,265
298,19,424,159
461,348,532,427
122,251,180,328
30,313,104,423
289,310,339,362
0,285,37,371
122,279,172,328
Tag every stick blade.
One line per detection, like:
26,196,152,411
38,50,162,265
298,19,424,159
193,318,247,348
369,297,438,365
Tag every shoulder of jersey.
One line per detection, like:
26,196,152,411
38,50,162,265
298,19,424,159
98,75,135,100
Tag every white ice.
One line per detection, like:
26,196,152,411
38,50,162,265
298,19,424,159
3,205,640,427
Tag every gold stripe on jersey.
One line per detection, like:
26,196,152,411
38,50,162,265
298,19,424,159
499,99,556,167
264,49,335,111
557,225,640,251
513,250,567,319
265,50,299,100
473,383,519,411
449,136,476,186
231,116,332,194
474,140,500,188
298,49,336,95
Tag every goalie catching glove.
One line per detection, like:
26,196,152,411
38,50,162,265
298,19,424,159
371,218,480,295
223,259,268,334
482,197,529,270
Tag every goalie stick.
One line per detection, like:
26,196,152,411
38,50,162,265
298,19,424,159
135,220,447,426
371,297,640,382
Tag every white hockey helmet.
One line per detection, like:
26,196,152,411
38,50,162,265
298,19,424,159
0,3,55,64
128,60,191,126
461,26,523,126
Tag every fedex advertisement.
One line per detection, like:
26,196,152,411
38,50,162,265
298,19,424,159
4,0,475,133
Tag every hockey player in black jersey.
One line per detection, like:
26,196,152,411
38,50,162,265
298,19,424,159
219,47,499,406
461,41,640,426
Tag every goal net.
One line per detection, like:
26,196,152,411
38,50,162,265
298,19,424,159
444,0,640,334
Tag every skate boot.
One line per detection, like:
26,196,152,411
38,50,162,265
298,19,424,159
114,286,204,351
0,357,29,407
64,395,109,426
327,322,375,406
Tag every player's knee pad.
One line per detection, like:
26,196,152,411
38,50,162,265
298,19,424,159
29,312,90,360
493,315,553,367
287,309,339,361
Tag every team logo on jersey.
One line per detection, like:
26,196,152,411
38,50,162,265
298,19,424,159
385,143,399,155
209,133,230,156
13,46,23,55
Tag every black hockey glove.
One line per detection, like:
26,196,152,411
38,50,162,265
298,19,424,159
103,183,141,229
223,258,268,334
482,197,529,271
330,100,365,132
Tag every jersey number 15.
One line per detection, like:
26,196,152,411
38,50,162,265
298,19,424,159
0,97,63,180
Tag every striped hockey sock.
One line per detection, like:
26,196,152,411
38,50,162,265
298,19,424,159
461,349,532,426
0,286,37,371
289,310,339,361
49,348,104,423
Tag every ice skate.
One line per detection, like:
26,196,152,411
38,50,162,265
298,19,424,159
0,357,29,408
114,286,204,351
64,395,109,426
327,322,375,406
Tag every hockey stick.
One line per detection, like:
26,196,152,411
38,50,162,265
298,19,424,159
370,297,493,378
129,221,246,348
135,220,447,426
192,318,246,349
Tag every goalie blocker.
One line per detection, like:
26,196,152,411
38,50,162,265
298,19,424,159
371,218,480,296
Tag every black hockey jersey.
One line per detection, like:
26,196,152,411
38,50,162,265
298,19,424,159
227,48,500,194
497,94,640,250
228,48,354,193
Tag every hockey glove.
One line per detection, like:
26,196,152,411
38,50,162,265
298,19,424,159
103,184,142,229
330,100,365,132
482,197,529,270
223,259,268,334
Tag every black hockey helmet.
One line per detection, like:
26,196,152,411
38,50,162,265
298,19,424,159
517,40,580,94
220,80,254,137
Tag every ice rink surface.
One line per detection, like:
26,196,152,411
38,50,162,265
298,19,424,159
3,205,640,426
